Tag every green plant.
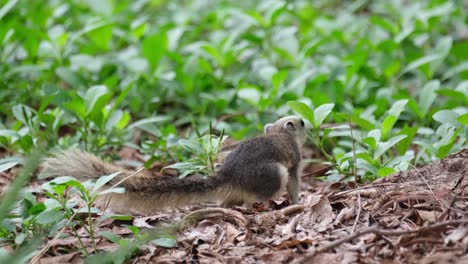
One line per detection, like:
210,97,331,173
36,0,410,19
164,130,228,177
39,173,126,255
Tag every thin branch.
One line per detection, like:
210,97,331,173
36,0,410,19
301,219,468,262
351,192,361,233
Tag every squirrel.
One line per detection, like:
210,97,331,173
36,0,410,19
41,116,307,214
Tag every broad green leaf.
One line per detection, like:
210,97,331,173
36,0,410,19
388,99,408,117
14,233,26,245
374,135,407,160
92,172,121,194
402,54,441,74
12,104,34,126
362,137,377,150
238,88,260,105
87,24,113,50
36,209,65,224
314,103,335,127
28,203,46,215
433,110,459,126
272,70,288,89
288,101,315,125
0,162,18,172
142,31,168,72
377,167,395,177
396,125,418,155
457,114,468,125
0,0,18,20
151,237,177,248
84,85,109,115
62,98,87,120
128,116,170,130
100,231,120,243
86,0,114,16
418,80,440,118
356,158,378,175
381,115,397,141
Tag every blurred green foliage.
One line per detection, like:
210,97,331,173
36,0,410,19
0,0,467,169
1,0,468,261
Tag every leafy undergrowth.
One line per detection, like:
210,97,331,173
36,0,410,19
1,0,468,262
1,148,466,263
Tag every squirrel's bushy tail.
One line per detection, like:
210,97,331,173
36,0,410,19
41,150,230,213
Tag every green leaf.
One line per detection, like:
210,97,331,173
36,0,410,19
402,54,442,75
381,115,397,141
62,98,87,120
12,104,34,126
128,116,170,130
28,203,46,215
418,80,440,118
314,103,335,127
87,24,113,50
287,101,314,125
36,209,65,225
84,85,110,115
433,110,460,126
100,231,120,243
377,167,395,177
374,135,407,160
396,125,418,155
238,88,260,105
142,31,168,72
14,233,26,245
388,99,408,117
0,161,18,173
457,114,468,125
0,0,18,20
92,172,121,194
151,237,177,248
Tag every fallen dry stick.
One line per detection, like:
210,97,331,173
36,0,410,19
254,205,305,228
300,219,468,262
182,207,250,231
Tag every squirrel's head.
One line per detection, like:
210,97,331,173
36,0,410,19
264,116,308,146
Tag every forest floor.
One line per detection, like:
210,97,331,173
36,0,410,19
1,149,467,263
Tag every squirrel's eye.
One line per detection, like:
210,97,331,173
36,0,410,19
300,120,305,127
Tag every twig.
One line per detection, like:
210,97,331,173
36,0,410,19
301,165,332,178
408,163,445,209
301,219,468,261
348,114,358,182
351,192,361,233
375,194,432,214
182,208,250,236
109,167,145,189
410,164,466,216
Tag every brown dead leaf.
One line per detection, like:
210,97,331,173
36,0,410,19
38,252,81,264
308,196,335,232
261,249,295,263
225,223,242,243
416,209,440,222
133,214,172,229
444,226,468,244
182,220,223,245
277,238,313,250
301,252,358,264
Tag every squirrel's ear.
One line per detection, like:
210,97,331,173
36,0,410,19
285,121,296,131
264,124,273,134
